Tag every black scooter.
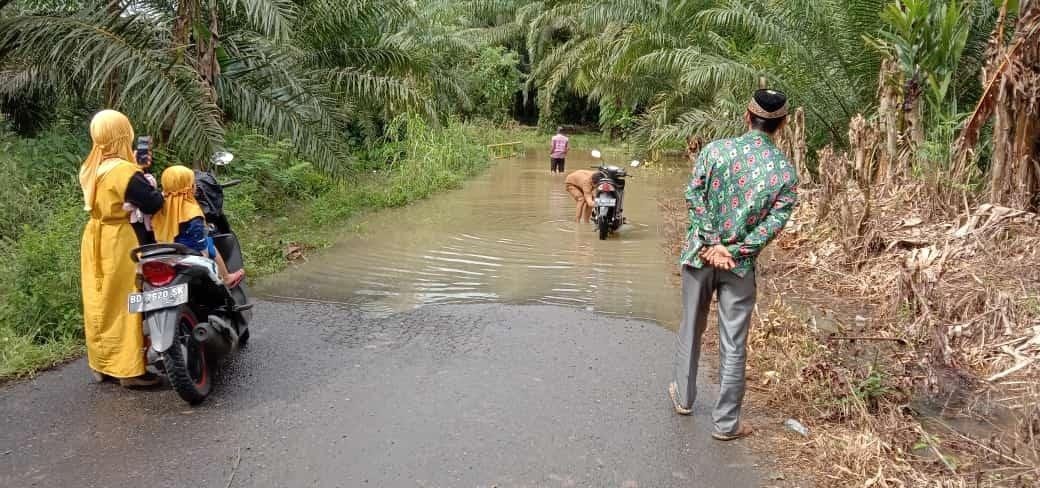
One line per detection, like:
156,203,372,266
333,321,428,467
128,151,252,405
590,150,641,240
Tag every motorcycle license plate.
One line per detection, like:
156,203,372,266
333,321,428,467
596,197,617,207
128,284,188,313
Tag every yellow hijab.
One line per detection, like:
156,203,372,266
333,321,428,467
80,109,136,211
153,165,204,243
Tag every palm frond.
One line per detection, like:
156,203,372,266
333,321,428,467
320,67,432,118
0,9,224,159
223,0,296,39
0,60,54,98
219,34,346,170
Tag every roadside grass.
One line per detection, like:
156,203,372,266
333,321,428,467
231,116,497,278
0,117,509,382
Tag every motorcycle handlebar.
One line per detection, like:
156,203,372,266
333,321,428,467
221,179,242,189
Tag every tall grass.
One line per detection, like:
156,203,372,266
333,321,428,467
232,116,496,276
0,127,89,378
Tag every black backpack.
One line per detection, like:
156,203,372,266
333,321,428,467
193,170,224,222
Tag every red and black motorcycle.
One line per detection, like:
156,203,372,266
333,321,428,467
127,152,252,405
590,150,641,240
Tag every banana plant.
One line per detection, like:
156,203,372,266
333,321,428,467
871,0,975,121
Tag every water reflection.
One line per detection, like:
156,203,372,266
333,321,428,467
260,149,687,328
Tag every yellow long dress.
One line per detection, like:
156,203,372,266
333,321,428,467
81,158,145,378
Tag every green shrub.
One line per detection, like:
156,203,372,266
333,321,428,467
222,130,333,214
460,47,522,123
0,198,85,344
0,118,495,380
0,127,85,242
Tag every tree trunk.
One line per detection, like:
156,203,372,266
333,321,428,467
198,1,221,102
906,100,925,148
169,0,223,167
877,58,901,183
1012,110,1038,206
902,68,926,153
848,114,881,190
103,0,124,107
790,107,808,185
775,107,808,184
988,81,1011,203
173,0,196,57
985,3,1040,208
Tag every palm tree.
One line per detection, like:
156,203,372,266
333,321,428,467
508,0,892,148
0,0,458,170
469,0,1002,157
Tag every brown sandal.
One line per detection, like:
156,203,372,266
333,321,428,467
668,382,692,416
119,374,161,388
712,423,754,441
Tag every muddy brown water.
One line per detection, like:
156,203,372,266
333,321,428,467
260,149,687,329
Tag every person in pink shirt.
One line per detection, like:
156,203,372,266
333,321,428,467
549,127,569,174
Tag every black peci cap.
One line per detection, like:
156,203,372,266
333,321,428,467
749,89,788,119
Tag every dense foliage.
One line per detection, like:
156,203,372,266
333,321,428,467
0,117,500,379
464,0,1004,149
0,0,523,169
0,0,1037,378
1,0,1015,158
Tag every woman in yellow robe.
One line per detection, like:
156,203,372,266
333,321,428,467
79,110,164,387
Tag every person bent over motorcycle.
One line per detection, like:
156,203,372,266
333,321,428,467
152,166,245,287
565,169,596,223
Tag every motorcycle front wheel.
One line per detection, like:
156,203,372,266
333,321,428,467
164,305,212,405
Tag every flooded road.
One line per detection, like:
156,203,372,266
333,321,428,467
0,148,771,487
262,149,687,328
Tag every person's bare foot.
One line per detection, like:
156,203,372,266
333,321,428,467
90,370,109,383
712,423,754,441
225,269,245,288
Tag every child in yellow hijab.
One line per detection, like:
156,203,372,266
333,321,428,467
152,165,245,287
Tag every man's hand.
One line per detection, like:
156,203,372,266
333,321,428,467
699,244,736,270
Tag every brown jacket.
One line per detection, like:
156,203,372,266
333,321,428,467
565,170,596,199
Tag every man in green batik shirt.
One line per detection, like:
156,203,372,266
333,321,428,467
668,89,799,441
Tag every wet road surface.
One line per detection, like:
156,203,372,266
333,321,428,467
262,149,685,327
1,149,767,487
1,303,762,487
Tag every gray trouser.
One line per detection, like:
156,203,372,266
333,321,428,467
673,265,756,435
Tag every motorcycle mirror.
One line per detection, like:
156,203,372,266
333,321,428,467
630,160,641,167
211,151,234,166
590,149,602,159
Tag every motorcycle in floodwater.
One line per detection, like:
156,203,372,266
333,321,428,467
590,150,641,240
128,151,252,405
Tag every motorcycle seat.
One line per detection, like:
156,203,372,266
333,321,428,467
130,243,202,262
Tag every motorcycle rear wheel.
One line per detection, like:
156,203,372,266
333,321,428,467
164,305,212,405
597,212,610,240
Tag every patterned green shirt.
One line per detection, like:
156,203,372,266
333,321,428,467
679,131,799,277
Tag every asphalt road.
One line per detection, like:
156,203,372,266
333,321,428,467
0,301,763,488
